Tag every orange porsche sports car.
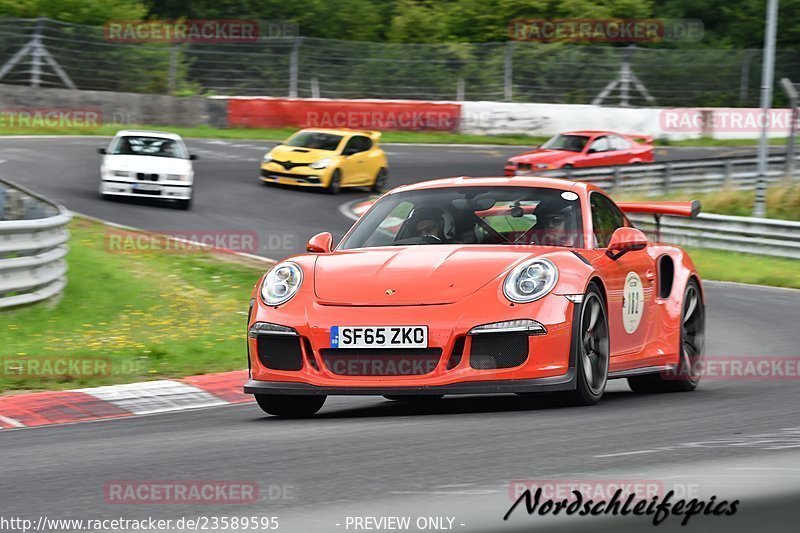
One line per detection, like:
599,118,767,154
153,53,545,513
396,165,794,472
245,176,705,417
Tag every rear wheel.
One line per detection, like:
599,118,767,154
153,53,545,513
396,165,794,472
254,394,326,418
326,169,341,195
628,278,704,393
552,282,609,406
372,168,388,193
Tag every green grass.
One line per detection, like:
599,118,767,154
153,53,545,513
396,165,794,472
0,121,788,147
0,218,268,392
613,183,800,221
688,248,800,289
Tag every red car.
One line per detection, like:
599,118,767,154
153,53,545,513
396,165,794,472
244,176,704,417
504,131,655,175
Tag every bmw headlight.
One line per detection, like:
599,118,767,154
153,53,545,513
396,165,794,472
309,158,332,170
503,258,558,303
112,170,132,178
261,262,303,305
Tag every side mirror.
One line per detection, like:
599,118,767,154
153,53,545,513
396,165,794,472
97,148,106,154
606,227,648,260
586,148,597,154
189,154,199,160
306,232,333,254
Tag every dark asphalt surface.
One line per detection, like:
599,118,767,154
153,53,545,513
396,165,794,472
1,137,798,532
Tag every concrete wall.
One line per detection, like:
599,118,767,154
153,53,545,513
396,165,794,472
0,84,212,128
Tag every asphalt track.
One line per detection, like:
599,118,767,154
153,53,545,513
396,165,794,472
1,137,799,532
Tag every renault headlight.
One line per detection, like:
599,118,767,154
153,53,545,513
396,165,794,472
262,153,272,164
261,262,303,305
503,258,558,303
309,158,332,170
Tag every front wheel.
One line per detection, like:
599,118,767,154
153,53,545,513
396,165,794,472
553,282,609,406
255,394,326,418
628,278,704,393
372,168,388,193
326,169,341,195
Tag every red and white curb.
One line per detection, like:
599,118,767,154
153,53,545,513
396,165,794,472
0,370,250,429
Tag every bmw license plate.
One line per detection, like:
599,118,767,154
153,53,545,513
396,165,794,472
134,183,161,192
330,326,428,349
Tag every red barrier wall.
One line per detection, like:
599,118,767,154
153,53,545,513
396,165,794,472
227,98,461,132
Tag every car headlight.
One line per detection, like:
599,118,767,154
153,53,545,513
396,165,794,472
112,170,131,177
261,262,303,306
167,174,189,181
503,258,558,303
262,154,272,164
309,158,332,170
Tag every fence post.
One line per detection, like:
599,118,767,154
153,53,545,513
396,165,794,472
739,50,756,105
504,42,514,102
289,37,304,98
456,77,465,101
29,17,45,87
663,162,672,194
311,77,320,98
0,187,5,220
611,168,621,192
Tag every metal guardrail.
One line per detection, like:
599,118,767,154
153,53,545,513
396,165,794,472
528,153,800,194
630,212,800,259
0,178,71,309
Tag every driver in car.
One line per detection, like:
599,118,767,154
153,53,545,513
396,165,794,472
409,207,448,242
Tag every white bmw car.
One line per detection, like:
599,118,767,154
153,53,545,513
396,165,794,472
98,130,197,209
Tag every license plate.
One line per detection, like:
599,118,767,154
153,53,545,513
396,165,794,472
277,177,296,184
330,326,428,349
134,183,161,192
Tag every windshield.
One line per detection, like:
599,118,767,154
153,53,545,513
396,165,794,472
285,131,343,151
339,186,583,250
540,134,590,152
111,136,187,158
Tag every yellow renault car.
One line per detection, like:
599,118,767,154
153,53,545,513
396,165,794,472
260,128,388,194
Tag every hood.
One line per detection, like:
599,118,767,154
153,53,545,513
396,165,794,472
270,144,338,164
313,245,544,306
103,154,190,173
509,150,577,166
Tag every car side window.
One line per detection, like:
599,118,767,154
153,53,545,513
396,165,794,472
610,135,631,150
344,136,371,155
591,193,628,248
589,136,609,153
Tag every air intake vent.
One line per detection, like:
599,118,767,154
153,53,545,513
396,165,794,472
256,335,304,371
469,333,528,369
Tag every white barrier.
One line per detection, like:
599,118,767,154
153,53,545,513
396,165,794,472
0,178,71,309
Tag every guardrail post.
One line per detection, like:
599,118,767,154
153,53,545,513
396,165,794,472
0,187,5,220
724,160,733,188
663,162,672,194
611,168,621,192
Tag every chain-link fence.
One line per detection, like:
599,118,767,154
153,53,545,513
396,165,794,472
2,17,800,107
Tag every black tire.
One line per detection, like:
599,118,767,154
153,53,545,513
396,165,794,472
552,282,609,406
383,395,444,402
372,168,388,193
628,278,704,393
177,197,192,210
254,394,326,418
326,169,341,195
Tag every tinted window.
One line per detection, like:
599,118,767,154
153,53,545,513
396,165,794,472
590,193,628,248
541,134,589,152
286,131,343,151
344,135,372,154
